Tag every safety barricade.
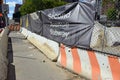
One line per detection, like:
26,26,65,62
57,44,120,80
8,24,20,31
21,28,30,38
21,28,59,61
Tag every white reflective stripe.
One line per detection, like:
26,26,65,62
77,49,92,79
95,52,113,80
65,47,73,70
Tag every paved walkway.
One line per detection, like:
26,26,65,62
7,32,83,80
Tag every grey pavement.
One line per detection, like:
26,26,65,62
7,32,84,80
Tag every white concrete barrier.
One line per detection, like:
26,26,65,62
0,27,9,80
21,28,30,38
21,27,120,79
57,44,120,80
21,28,59,61
33,33,59,60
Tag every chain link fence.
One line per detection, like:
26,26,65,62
91,22,120,56
92,0,120,56
20,1,120,56
100,0,120,27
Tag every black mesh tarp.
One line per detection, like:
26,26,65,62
21,15,27,27
28,12,42,35
41,2,94,48
22,2,95,48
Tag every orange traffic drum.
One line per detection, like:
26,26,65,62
14,25,17,31
16,25,20,31
11,25,14,31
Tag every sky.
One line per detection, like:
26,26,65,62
6,0,22,19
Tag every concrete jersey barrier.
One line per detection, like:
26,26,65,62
21,28,120,79
21,28,30,38
21,28,59,61
57,44,120,80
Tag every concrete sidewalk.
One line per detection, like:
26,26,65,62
7,32,83,80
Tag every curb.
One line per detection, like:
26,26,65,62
0,27,9,80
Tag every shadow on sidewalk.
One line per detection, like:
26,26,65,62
7,37,16,80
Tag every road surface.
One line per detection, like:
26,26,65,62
7,32,85,80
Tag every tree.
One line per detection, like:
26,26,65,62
20,0,36,15
20,0,67,16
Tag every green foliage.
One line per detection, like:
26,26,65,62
102,0,115,6
106,8,117,20
20,0,36,15
20,0,67,16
